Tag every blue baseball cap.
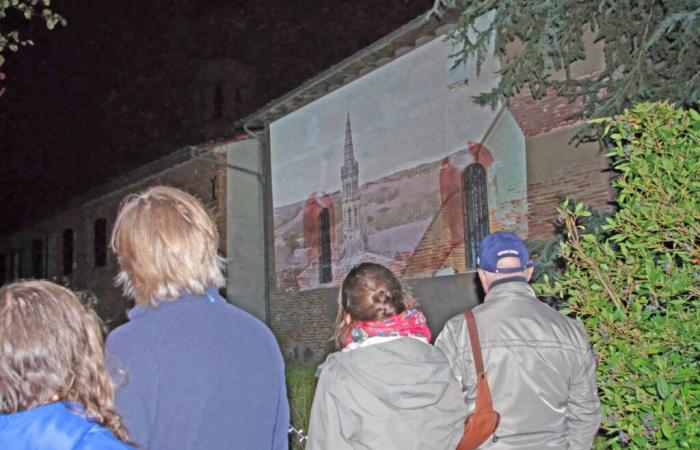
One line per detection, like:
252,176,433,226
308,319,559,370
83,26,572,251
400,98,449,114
477,231,534,273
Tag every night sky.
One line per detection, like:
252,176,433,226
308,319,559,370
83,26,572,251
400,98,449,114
0,0,432,236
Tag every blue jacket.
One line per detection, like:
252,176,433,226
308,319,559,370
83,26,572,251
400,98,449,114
0,402,134,450
106,288,289,450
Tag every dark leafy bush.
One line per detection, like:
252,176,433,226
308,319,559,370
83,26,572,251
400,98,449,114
527,209,609,308
538,103,700,448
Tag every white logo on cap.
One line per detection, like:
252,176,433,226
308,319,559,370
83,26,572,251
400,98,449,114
497,249,519,256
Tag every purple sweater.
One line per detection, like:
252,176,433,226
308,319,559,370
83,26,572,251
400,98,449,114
105,288,289,450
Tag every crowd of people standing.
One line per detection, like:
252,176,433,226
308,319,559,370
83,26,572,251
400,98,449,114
0,186,600,450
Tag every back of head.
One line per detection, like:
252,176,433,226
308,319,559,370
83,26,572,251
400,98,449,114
477,231,534,288
111,186,225,305
0,280,128,442
332,263,416,347
482,256,530,283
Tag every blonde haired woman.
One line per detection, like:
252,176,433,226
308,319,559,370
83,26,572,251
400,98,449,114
106,186,288,450
0,280,134,449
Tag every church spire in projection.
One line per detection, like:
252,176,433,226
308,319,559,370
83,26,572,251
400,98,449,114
340,113,364,256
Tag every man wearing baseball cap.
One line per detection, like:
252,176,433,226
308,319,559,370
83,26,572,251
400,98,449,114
435,231,600,450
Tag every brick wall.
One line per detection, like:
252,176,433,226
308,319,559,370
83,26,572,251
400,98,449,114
510,89,586,138
269,281,335,365
0,146,229,329
525,125,616,240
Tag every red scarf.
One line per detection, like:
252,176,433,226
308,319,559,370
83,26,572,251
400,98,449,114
342,308,432,347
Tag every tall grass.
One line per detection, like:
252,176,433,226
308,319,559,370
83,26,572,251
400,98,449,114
286,365,318,450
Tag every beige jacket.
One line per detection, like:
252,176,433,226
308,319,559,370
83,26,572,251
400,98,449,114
435,279,600,450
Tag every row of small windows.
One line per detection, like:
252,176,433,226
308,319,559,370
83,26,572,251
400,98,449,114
316,163,490,284
3,165,488,286
0,218,108,285
0,251,21,284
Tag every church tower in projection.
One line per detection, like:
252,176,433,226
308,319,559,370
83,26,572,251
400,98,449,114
341,113,364,256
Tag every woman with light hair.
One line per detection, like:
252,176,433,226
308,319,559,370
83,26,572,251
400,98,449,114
0,280,134,449
106,186,289,450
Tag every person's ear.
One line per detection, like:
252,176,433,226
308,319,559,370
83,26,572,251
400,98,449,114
477,269,490,293
344,313,352,325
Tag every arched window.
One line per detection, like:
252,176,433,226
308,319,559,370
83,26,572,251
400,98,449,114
462,163,489,268
319,208,332,283
63,228,74,276
94,218,107,268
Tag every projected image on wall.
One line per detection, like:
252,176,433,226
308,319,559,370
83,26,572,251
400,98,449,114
270,35,528,291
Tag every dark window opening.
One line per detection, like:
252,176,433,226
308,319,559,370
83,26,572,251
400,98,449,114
198,89,206,121
63,229,74,276
462,163,489,268
94,218,107,268
0,254,6,285
31,239,44,278
319,208,332,284
213,82,224,119
211,177,217,201
10,251,22,280
233,88,242,117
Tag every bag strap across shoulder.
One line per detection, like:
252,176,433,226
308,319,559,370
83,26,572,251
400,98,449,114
456,310,500,450
464,310,494,412
464,310,484,374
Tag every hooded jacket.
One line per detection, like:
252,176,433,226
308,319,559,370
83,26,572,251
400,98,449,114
435,279,600,450
0,402,134,450
306,337,467,450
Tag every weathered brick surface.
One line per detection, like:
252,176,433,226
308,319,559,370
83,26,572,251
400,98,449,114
525,125,616,240
508,67,603,139
510,90,586,138
269,280,335,364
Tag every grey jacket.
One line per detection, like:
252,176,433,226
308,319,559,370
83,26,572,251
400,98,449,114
306,337,468,450
435,279,600,450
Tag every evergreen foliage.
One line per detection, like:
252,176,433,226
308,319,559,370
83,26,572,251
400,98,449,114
527,208,608,284
526,209,608,308
539,103,700,448
433,1,699,136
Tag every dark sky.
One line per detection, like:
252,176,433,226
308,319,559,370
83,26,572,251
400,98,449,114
0,0,432,235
